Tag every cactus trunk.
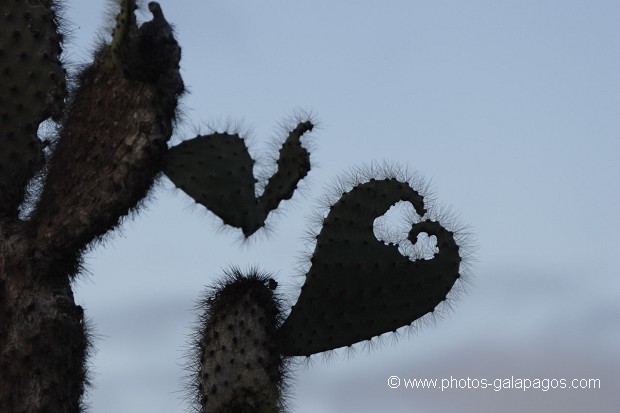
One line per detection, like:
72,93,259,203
0,2,183,412
31,45,182,256
0,231,87,413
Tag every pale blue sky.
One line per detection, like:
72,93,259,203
60,1,620,412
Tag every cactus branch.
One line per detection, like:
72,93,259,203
190,269,286,413
31,6,184,259
111,0,138,77
30,47,181,258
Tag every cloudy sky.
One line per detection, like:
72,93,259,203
59,1,620,412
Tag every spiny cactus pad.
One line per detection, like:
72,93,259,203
0,0,66,217
164,121,313,237
191,269,285,413
278,177,463,356
164,133,264,236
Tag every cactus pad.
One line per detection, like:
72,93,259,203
164,132,265,236
190,269,285,413
164,121,313,237
278,176,464,356
0,0,66,217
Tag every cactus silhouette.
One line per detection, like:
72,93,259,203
163,121,313,237
188,169,471,413
0,2,471,413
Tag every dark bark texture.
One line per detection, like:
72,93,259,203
0,227,88,412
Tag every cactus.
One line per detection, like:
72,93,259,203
110,0,138,77
0,0,66,218
164,121,313,237
190,170,470,411
111,1,181,83
0,2,472,413
279,176,463,356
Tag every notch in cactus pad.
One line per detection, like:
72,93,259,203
163,121,313,237
278,174,465,356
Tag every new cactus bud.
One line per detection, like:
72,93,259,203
111,0,139,78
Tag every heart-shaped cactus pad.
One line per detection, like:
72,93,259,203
278,170,468,356
163,121,313,237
